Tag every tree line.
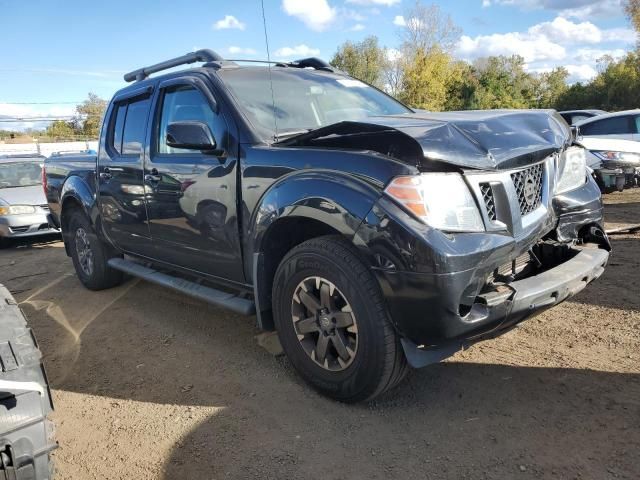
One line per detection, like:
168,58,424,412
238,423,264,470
331,2,640,113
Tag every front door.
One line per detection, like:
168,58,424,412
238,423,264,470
144,76,244,283
97,91,153,254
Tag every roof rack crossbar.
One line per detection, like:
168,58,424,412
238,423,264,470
124,49,224,82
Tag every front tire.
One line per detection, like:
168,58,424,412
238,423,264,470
68,211,123,290
273,236,408,403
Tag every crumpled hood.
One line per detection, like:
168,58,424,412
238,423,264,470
364,109,572,170
284,109,573,171
0,185,46,206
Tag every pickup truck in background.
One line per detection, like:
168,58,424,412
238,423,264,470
45,50,610,402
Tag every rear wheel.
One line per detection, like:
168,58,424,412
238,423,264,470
273,236,408,403
68,210,123,290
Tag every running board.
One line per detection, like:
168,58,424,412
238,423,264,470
107,258,255,316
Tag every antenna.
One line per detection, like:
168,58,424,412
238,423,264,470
261,0,278,139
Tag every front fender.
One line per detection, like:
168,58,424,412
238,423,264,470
245,170,382,281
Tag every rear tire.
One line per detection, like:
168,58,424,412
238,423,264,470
68,210,123,290
272,236,408,403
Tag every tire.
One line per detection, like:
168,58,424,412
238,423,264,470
68,210,123,291
0,284,56,479
272,236,408,403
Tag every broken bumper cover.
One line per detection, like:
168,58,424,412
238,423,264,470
379,247,609,368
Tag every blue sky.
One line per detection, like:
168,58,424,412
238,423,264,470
0,0,635,130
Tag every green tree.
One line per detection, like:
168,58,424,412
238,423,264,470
626,0,640,38
398,47,458,110
534,67,569,108
76,92,107,138
45,120,77,140
555,51,640,110
331,36,386,88
470,55,536,109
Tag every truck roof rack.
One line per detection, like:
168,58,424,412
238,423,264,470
124,49,224,82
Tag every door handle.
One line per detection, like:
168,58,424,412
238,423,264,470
145,169,162,183
99,166,123,181
145,174,162,183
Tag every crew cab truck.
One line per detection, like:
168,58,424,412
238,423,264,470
45,50,610,403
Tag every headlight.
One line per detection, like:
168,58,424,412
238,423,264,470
556,147,587,194
592,151,640,164
0,205,37,216
384,173,484,232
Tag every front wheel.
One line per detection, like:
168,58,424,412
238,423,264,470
68,211,123,290
272,236,408,403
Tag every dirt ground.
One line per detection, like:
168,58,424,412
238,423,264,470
1,190,639,480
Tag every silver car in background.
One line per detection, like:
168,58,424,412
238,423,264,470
0,154,59,245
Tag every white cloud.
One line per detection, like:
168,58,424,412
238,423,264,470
457,32,566,63
273,44,321,59
213,15,245,30
528,16,601,44
573,47,626,63
350,23,366,31
481,0,624,19
601,27,637,44
393,15,405,26
226,46,257,56
346,0,400,5
282,0,336,31
565,64,598,82
457,15,634,65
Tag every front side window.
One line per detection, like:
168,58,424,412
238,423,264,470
581,116,634,135
0,161,42,188
157,85,217,155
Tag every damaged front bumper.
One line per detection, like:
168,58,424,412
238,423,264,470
397,246,608,367
355,175,609,368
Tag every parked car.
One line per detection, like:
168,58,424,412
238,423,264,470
575,109,640,141
558,109,607,125
0,154,59,246
46,50,610,402
580,137,640,192
0,284,56,479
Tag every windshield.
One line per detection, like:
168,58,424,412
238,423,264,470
218,67,412,140
0,161,43,188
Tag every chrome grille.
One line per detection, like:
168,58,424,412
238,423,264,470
511,164,543,216
479,183,496,221
40,204,50,212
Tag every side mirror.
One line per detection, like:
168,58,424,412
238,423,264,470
166,121,218,152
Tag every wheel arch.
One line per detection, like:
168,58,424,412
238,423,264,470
248,171,382,330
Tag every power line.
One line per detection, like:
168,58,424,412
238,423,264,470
0,101,85,105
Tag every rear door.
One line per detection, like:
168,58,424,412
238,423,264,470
97,87,153,254
143,75,244,283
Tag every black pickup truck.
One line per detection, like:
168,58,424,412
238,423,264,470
44,50,610,402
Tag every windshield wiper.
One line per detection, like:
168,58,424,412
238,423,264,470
273,129,313,142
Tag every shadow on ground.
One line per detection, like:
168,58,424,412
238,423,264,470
16,273,640,480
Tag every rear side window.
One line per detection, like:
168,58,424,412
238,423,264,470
111,104,126,154
581,116,634,135
110,96,151,155
635,116,640,133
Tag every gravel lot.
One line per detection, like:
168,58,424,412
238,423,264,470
1,190,639,480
